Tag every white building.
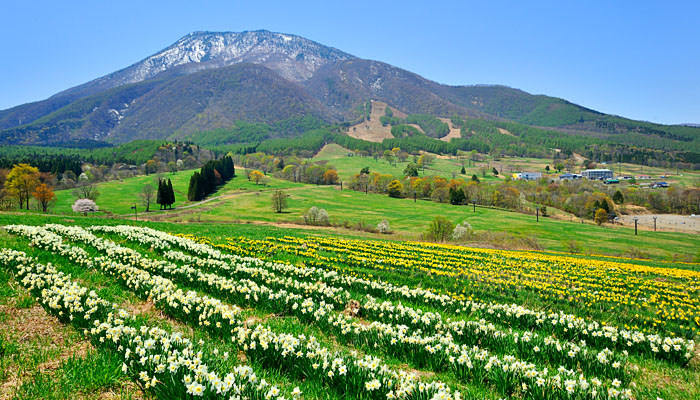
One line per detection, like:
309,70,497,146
582,169,613,180
512,172,542,181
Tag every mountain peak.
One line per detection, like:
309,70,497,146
53,29,355,100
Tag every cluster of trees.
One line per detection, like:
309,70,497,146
0,163,56,212
187,156,236,201
0,153,82,176
381,112,450,139
138,178,176,212
448,115,700,170
234,152,339,186
157,179,176,210
345,161,700,221
244,128,491,159
0,141,214,198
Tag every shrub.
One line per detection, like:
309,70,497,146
387,180,403,198
304,206,330,226
613,190,624,204
376,219,391,234
427,216,454,242
564,239,582,254
594,208,608,226
451,221,474,241
449,187,466,205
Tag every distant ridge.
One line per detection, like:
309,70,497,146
0,29,698,154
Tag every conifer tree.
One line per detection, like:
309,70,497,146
167,179,175,209
156,179,165,210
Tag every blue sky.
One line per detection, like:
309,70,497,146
1,1,698,124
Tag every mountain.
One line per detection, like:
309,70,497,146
1,29,699,154
0,30,353,134
51,30,354,101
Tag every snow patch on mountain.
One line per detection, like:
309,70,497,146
80,30,355,95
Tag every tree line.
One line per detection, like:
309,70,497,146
187,156,236,201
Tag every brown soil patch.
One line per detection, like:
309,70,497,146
0,304,69,346
497,128,515,136
93,381,144,400
0,303,82,400
346,101,422,142
439,118,461,142
126,299,192,335
38,341,92,373
398,364,436,379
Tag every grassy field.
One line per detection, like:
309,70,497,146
146,172,699,262
313,144,503,182
314,144,700,188
52,169,198,216
37,162,700,262
0,214,697,399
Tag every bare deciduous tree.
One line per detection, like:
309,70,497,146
140,184,155,212
72,183,100,201
271,190,288,213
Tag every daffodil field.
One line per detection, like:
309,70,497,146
0,222,698,399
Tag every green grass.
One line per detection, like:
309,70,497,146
12,351,129,400
52,168,198,216
314,144,700,187
313,144,502,182
0,214,699,399
153,174,699,262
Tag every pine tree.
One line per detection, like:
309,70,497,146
196,173,206,201
187,172,199,201
156,179,164,210
612,190,624,204
167,179,175,209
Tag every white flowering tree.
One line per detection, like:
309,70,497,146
452,221,474,241
303,206,330,226
71,198,98,216
376,219,391,234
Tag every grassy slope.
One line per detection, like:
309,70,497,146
34,154,700,262
152,173,698,262
315,144,700,187
53,169,198,215
313,144,503,182
0,214,698,399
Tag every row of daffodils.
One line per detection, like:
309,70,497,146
5,224,642,399
230,234,699,338
4,223,697,399
0,248,294,399
128,225,693,366
89,225,634,381
4,225,459,400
